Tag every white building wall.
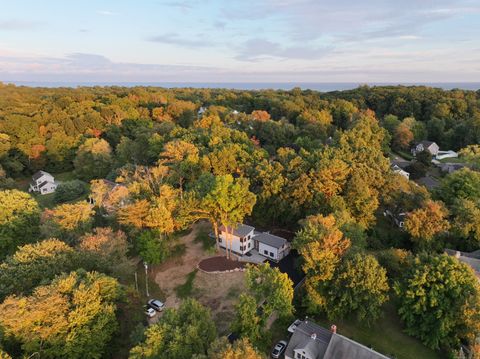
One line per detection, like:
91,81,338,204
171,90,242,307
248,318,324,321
219,230,254,255
258,242,279,260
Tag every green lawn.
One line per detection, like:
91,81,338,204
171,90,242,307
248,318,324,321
309,302,443,359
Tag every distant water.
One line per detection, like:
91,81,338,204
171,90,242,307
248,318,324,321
4,81,480,92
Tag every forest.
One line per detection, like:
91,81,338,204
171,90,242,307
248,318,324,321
0,82,480,359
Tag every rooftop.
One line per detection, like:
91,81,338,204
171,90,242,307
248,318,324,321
32,170,52,181
219,223,255,238
254,232,288,249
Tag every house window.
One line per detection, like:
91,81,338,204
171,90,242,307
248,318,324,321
248,242,251,248
264,250,268,255
270,252,274,257
219,238,222,243
240,246,244,251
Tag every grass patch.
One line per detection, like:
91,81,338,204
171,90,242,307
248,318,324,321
171,243,186,258
194,229,216,252
33,192,56,209
437,157,466,164
393,150,414,161
175,269,198,299
308,302,443,359
226,286,241,300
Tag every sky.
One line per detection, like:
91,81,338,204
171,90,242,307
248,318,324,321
0,0,480,83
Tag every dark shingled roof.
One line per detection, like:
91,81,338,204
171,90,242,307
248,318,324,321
219,224,254,238
38,181,49,189
254,232,287,249
285,320,390,359
32,170,50,181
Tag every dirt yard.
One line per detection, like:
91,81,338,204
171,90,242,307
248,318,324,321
152,221,246,332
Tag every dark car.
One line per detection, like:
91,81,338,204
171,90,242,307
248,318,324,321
271,340,287,358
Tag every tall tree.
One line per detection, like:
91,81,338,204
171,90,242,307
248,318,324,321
231,294,263,348
0,190,40,258
395,254,480,351
73,138,113,180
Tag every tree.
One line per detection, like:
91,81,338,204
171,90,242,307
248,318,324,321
193,174,256,258
437,168,480,206
54,180,87,203
459,145,480,169
78,227,131,276
451,199,480,248
0,270,120,359
231,294,263,347
73,138,113,180
393,122,414,150
322,253,389,322
0,239,83,301
136,229,171,265
404,200,450,247
245,262,294,318
130,298,217,359
43,201,94,233
395,254,480,351
206,337,264,359
0,190,40,258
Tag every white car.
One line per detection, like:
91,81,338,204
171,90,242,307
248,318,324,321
145,307,156,318
271,340,287,358
287,319,302,333
148,299,165,312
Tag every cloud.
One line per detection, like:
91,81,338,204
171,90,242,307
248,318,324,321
147,33,214,47
0,20,41,31
235,38,332,61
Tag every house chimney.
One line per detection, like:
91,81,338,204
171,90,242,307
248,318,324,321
455,251,461,259
330,325,337,334
311,333,317,340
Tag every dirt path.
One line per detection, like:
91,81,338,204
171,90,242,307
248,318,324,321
153,221,209,309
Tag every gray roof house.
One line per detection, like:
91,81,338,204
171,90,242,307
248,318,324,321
219,224,255,238
412,140,439,156
285,320,390,359
29,170,58,195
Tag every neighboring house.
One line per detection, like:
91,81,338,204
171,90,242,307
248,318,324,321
197,106,206,118
285,320,389,359
411,140,439,156
384,209,406,228
29,170,58,195
218,224,290,261
254,232,291,261
436,150,458,160
391,164,410,179
445,249,480,281
88,179,128,213
439,163,466,174
219,224,255,256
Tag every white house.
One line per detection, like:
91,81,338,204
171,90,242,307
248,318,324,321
391,164,410,179
197,106,207,118
29,171,57,195
285,320,389,359
436,150,458,160
219,224,255,256
412,140,439,156
254,232,291,261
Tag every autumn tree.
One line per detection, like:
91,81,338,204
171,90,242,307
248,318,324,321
0,270,120,359
206,337,264,359
395,254,480,351
404,200,450,247
0,239,82,301
130,298,217,359
0,190,40,258
42,201,94,235
74,138,113,180
393,122,414,150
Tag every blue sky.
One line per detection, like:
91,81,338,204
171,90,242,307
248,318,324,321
0,0,479,83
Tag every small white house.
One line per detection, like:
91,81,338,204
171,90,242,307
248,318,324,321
29,171,57,195
412,140,439,156
219,224,255,255
391,164,410,179
254,232,291,261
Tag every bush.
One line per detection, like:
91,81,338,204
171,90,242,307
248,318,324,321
54,180,87,203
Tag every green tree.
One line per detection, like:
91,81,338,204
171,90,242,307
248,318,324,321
0,190,40,258
323,253,389,322
136,229,171,265
0,270,120,359
73,138,113,180
451,199,480,248
130,298,216,359
245,262,294,318
395,254,480,351
437,168,480,206
231,294,263,348
54,180,87,203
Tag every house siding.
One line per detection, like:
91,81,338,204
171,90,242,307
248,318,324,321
219,229,254,255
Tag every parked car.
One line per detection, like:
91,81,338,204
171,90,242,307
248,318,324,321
271,340,287,358
145,307,156,318
148,299,165,311
287,319,302,333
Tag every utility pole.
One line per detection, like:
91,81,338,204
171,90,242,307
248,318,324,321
134,271,138,292
144,262,149,297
